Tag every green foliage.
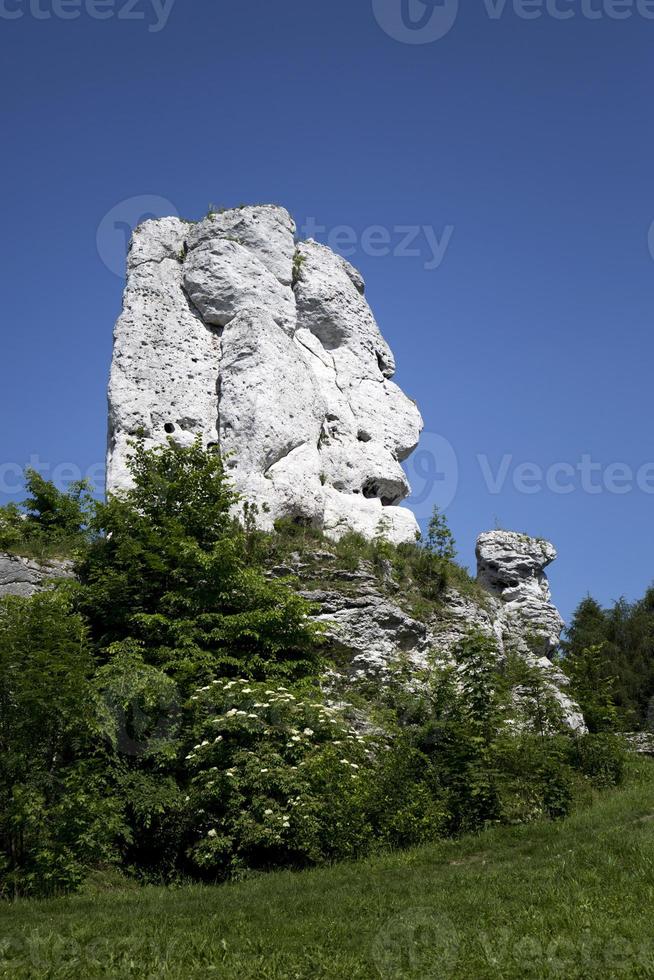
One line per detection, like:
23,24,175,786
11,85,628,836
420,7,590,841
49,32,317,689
185,678,449,879
186,679,370,876
76,438,322,689
503,648,566,737
291,249,306,287
95,642,182,763
492,734,574,823
0,592,124,897
3,761,654,978
0,469,92,559
561,642,619,733
0,503,22,553
426,506,456,560
0,437,637,899
563,591,654,730
367,631,627,837
565,732,628,789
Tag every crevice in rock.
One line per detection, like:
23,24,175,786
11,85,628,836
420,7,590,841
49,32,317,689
263,441,307,479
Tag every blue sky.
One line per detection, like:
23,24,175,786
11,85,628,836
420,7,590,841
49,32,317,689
1,0,653,621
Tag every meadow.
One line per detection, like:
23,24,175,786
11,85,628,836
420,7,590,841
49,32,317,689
1,758,653,979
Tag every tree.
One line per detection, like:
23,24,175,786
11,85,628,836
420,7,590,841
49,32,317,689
563,592,654,730
426,506,456,561
562,596,608,656
562,643,619,733
76,438,322,689
0,468,93,558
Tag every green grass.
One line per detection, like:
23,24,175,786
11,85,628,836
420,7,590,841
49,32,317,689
2,762,654,978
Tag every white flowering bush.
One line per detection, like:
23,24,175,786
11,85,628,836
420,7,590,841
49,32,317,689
184,679,379,877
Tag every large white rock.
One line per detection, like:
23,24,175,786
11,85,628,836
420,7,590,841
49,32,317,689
107,205,424,544
186,205,297,285
107,217,222,492
183,239,296,333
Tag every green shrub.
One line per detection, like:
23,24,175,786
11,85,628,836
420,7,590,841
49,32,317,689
184,679,450,879
493,734,574,822
95,644,187,879
0,592,124,897
566,733,628,789
184,679,375,877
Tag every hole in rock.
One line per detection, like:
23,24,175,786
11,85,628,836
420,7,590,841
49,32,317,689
362,479,400,507
357,430,372,443
164,423,176,434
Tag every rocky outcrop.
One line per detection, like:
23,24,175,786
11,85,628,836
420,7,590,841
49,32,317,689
0,554,74,599
107,205,423,544
476,531,585,732
269,534,586,732
476,531,563,655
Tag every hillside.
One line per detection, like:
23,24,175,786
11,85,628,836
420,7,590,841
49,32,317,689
1,759,653,979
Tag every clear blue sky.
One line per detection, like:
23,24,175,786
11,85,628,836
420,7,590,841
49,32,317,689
1,0,653,622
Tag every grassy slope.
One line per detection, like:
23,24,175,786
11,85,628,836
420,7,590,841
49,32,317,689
2,762,654,979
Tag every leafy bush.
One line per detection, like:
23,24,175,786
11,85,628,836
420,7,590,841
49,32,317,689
566,733,628,789
95,644,188,879
0,592,124,897
492,734,574,822
185,679,375,877
184,679,449,879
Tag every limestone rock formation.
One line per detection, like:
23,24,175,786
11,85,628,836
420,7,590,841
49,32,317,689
104,201,584,729
476,531,563,654
107,205,423,544
268,532,586,732
476,531,585,731
0,554,74,599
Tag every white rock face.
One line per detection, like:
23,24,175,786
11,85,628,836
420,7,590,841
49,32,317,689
476,531,586,732
107,205,423,543
476,531,564,655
